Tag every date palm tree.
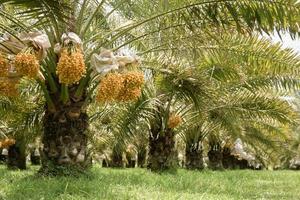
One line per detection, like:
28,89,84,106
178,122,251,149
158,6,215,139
177,33,300,170
0,80,43,169
1,0,300,174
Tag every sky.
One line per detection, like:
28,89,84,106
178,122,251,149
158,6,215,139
271,33,300,53
271,33,300,101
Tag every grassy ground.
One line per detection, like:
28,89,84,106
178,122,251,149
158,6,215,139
0,165,300,200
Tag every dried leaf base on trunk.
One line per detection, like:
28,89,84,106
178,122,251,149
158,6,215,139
222,152,236,169
208,148,223,170
185,144,204,170
147,129,178,171
7,143,26,170
39,108,91,176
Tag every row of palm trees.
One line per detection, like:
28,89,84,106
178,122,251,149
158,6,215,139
1,0,300,174
87,34,300,170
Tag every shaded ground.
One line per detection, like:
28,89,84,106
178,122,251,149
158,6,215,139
0,165,300,200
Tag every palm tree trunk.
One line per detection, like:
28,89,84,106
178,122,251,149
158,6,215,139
7,141,26,170
125,145,137,168
102,158,109,167
110,151,124,168
222,147,235,169
30,148,41,165
185,142,204,170
137,146,147,168
222,147,249,169
208,143,223,170
39,97,91,174
125,152,136,168
147,128,178,171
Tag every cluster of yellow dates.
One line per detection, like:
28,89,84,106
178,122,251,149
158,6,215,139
0,138,16,148
96,71,144,103
0,54,20,97
0,46,42,97
15,52,40,78
167,114,182,129
0,47,86,97
0,55,9,77
0,78,19,97
56,48,86,85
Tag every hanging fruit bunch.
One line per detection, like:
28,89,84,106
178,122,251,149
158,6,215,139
0,138,16,148
117,71,144,102
0,53,19,97
55,32,86,85
0,32,50,98
93,49,144,103
14,48,40,78
96,71,144,103
167,114,182,129
0,77,19,97
96,73,124,102
13,32,50,80
56,47,86,85
0,54,9,77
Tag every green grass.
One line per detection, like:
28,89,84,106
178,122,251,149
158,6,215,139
0,165,300,200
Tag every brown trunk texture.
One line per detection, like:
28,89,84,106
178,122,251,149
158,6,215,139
185,143,204,170
208,144,223,170
147,128,178,171
39,99,91,175
102,159,109,167
7,143,26,170
125,152,136,168
222,147,249,169
137,146,147,168
222,147,235,169
110,151,124,168
30,149,41,165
